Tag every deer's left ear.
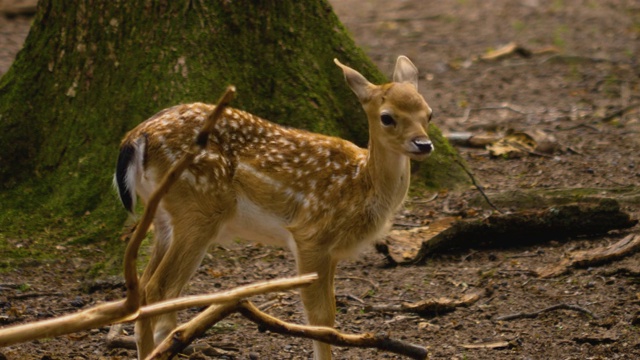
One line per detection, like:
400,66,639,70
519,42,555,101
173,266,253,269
393,55,418,89
334,58,374,102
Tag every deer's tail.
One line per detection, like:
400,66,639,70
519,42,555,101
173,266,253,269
113,137,144,214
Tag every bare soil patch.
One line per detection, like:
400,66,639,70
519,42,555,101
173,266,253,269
1,1,639,359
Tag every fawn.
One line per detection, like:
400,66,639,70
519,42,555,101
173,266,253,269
114,56,433,359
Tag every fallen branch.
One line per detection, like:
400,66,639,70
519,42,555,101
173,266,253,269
600,102,640,122
138,274,317,320
0,274,316,347
366,290,483,316
8,292,65,300
106,324,135,350
237,301,428,360
148,301,241,359
107,325,238,356
495,303,596,321
536,234,640,278
144,298,429,360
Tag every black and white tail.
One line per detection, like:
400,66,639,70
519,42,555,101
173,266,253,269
114,139,143,214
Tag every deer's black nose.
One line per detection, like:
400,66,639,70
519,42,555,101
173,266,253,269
412,138,433,154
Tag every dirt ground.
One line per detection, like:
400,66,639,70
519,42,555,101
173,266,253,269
1,1,640,359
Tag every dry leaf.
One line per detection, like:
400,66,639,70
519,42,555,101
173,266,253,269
487,130,558,158
487,132,535,158
481,42,532,61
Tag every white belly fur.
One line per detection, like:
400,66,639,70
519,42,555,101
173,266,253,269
218,195,297,256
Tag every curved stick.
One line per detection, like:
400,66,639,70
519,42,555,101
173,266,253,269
123,86,237,311
0,86,237,347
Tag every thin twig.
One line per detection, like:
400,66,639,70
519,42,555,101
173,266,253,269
343,294,366,304
367,290,483,316
454,159,502,213
257,298,282,311
0,284,23,289
337,276,379,289
461,250,479,262
408,192,438,204
555,122,601,132
461,104,532,120
539,54,617,65
8,292,65,300
495,303,596,321
601,176,628,187
393,222,425,228
506,251,541,259
340,14,443,25
473,105,530,115
337,276,380,299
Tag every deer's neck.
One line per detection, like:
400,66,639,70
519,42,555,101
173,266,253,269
364,136,411,213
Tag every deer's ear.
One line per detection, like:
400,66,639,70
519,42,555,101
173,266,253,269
393,55,418,89
334,58,373,102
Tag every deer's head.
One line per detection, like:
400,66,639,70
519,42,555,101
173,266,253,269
335,56,433,161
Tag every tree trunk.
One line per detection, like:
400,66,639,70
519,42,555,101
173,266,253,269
0,0,466,242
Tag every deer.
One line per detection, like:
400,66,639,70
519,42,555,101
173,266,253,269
114,56,433,359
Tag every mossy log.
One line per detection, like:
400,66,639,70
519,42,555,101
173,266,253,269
470,187,640,210
380,199,637,265
0,0,466,243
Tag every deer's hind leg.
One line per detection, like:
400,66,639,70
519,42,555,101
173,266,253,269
135,204,232,359
134,207,174,357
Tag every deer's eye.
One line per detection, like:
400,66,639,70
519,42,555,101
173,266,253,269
380,113,396,127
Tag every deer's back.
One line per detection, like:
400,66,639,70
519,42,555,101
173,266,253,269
122,103,392,251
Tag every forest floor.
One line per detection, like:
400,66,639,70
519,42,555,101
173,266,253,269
2,0,640,359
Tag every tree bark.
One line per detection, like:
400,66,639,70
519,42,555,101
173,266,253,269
0,0,466,240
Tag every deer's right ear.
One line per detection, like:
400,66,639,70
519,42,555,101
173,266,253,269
393,55,418,89
334,59,373,102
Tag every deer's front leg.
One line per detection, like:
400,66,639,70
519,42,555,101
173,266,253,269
297,248,339,360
